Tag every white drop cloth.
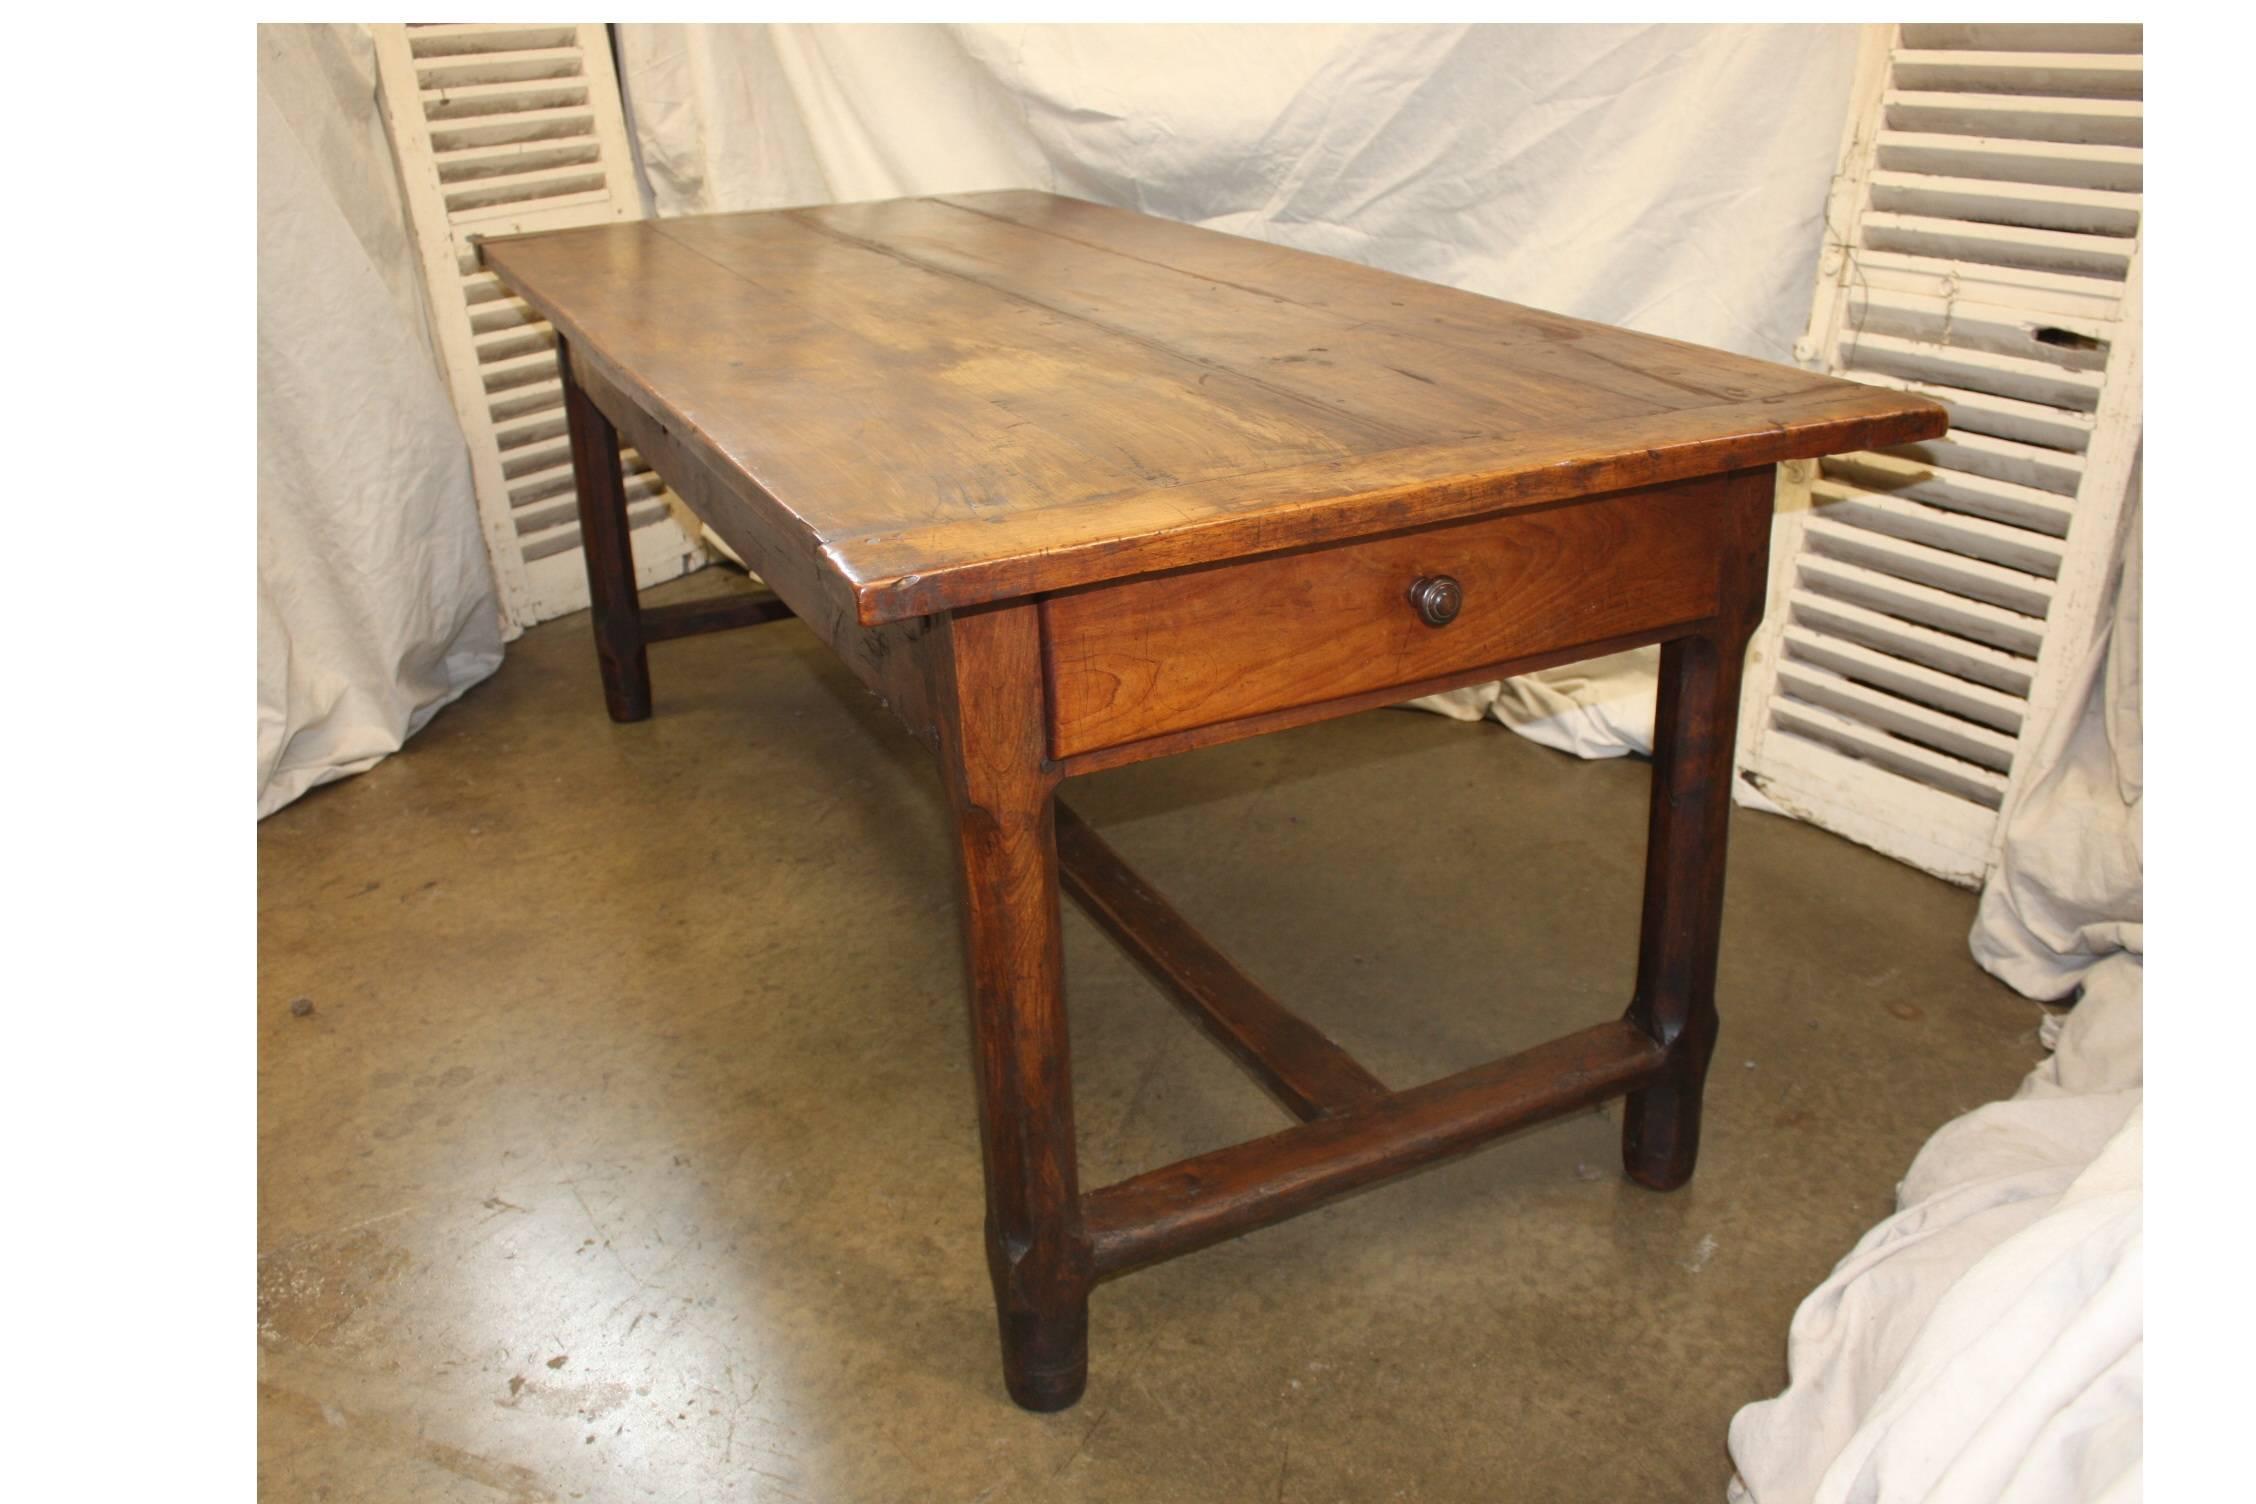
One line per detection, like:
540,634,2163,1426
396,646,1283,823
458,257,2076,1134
1732,482,2142,1500
618,20,1859,373
257,25,502,817
1410,646,1659,759
1971,479,2143,1001
1727,953,2142,1504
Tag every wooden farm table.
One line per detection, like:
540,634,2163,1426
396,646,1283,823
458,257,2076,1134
483,191,1944,1412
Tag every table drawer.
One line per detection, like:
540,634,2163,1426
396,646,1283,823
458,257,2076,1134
1041,474,1739,758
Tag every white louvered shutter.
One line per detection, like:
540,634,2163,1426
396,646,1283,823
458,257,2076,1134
1734,23,2142,886
371,23,708,637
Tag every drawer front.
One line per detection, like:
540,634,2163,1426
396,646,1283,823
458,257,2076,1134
1042,474,1738,758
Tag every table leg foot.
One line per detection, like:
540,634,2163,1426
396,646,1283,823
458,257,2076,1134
1621,1076,1707,1191
991,1279,1089,1412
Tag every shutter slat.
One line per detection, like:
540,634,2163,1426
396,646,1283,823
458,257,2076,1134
436,140,602,184
472,325,558,363
460,271,509,306
1807,479,2065,577
427,106,600,154
1781,625,2024,733
493,410,569,451
416,47,587,92
1887,51,2142,100
418,75,591,106
1834,371,2096,454
487,382,563,425
1836,331,2105,411
406,24,580,57
478,349,561,391
1872,131,2141,193
520,495,674,562
1795,555,2045,657
1882,89,2142,147
513,470,667,538
1785,592,2035,697
445,167,610,216
1775,658,2019,769
1858,210,2135,280
1885,429,2083,497
1802,516,2054,618
1815,452,2075,536
1839,286,2112,372
1865,170,2139,237
1840,247,2133,316
1770,698,2008,808
1895,25,2141,55
467,296,541,335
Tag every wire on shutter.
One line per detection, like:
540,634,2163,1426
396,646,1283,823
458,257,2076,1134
1735,23,2142,885
373,23,708,637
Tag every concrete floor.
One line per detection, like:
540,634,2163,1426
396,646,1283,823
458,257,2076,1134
259,569,2040,1503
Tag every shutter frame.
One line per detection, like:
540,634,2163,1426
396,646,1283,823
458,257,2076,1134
1736,23,2142,886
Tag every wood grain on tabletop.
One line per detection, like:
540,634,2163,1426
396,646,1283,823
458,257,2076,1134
482,191,1946,625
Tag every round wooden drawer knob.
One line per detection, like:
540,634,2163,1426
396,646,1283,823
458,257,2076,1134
1409,574,1464,627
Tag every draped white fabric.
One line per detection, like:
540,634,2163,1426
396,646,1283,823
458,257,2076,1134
1727,452,2142,1504
1971,478,2143,1002
1728,954,2143,1504
1725,465,2147,1504
256,25,502,817
615,23,1856,356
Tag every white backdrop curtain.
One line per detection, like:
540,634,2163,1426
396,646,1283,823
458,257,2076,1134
257,24,502,817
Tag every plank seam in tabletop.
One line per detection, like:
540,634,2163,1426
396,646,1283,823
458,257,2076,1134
771,211,1436,449
479,193,1947,627
801,196,1815,443
919,192,1901,417
641,212,1424,505
935,196,1343,310
929,193,1746,401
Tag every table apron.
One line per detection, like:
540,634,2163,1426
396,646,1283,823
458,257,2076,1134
1040,471,1750,763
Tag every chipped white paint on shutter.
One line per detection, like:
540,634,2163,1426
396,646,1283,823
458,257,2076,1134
372,23,708,638
1735,23,2142,886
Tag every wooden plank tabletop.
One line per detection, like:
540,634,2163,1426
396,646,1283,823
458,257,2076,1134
484,191,1945,625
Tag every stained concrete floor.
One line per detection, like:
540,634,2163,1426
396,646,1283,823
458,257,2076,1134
259,569,2041,1504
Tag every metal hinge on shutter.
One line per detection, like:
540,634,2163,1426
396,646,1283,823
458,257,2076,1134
1734,22,2142,886
372,23,710,639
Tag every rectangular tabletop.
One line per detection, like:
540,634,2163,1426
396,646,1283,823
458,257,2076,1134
483,191,1944,626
